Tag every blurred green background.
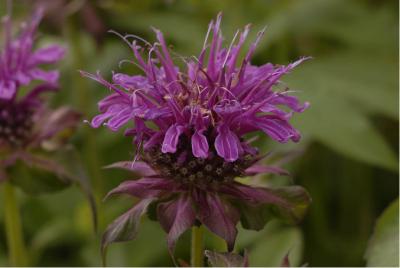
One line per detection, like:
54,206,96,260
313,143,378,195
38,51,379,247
0,0,398,266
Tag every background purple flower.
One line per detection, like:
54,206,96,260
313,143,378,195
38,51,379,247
0,8,81,185
0,8,65,100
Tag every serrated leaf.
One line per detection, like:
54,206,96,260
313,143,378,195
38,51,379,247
365,199,399,267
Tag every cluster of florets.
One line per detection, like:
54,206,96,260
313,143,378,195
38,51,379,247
144,134,257,187
0,102,34,147
85,13,311,258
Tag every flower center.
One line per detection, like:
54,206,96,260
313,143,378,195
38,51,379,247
0,104,34,147
144,135,256,188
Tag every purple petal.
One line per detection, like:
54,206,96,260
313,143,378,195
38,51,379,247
105,177,179,199
157,195,196,253
270,93,310,113
245,164,290,176
104,161,156,176
215,125,242,162
0,81,16,100
220,182,288,205
29,68,59,84
29,45,65,65
98,93,128,113
254,115,301,143
259,104,291,119
112,73,149,89
16,71,31,85
191,130,209,158
214,99,242,116
196,192,239,251
105,107,132,131
90,113,111,128
161,124,185,153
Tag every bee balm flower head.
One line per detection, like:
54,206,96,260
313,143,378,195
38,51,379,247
0,9,65,100
83,13,311,258
0,9,79,182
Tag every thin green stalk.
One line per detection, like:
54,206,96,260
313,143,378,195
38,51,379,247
3,182,28,266
65,19,104,229
191,225,204,267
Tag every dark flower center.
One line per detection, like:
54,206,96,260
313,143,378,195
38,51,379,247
144,135,257,188
0,104,34,147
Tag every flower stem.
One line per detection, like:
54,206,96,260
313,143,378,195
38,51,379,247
191,225,204,267
2,182,28,266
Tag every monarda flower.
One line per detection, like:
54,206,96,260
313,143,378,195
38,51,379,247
0,9,80,185
0,9,64,100
83,13,311,258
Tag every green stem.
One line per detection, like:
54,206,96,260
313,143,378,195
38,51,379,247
65,18,104,229
191,225,204,267
3,182,28,266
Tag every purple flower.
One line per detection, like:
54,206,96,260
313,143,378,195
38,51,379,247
0,9,79,183
84,13,311,258
0,8,65,100
82,14,309,161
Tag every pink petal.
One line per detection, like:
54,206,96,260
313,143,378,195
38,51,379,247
161,124,185,153
105,177,179,199
104,161,156,176
29,45,65,65
191,130,209,158
215,125,242,162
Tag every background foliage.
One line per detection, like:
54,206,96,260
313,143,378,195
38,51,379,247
0,0,398,266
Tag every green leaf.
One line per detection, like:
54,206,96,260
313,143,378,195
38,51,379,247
236,202,273,231
236,221,304,267
286,58,398,171
269,186,312,224
365,198,399,267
